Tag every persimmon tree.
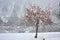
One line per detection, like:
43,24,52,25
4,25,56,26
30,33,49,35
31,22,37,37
24,6,52,38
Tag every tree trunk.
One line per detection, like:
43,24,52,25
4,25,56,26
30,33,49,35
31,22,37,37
35,19,39,38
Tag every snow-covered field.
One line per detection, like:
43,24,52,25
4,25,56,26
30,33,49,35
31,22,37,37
0,32,60,40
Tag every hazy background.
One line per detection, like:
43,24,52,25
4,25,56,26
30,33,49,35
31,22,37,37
0,0,60,33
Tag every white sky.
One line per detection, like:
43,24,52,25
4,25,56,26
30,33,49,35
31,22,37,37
0,0,60,18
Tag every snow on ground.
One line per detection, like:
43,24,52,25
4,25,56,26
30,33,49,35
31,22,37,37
0,32,60,40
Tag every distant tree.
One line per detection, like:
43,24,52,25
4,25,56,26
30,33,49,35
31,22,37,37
59,3,60,6
24,6,52,38
7,9,19,26
0,17,3,26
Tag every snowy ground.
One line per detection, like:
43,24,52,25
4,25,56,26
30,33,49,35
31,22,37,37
0,32,60,40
